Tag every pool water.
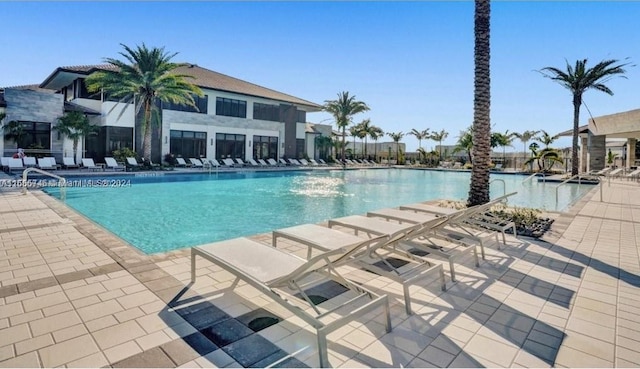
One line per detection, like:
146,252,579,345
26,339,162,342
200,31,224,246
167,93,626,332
45,169,593,254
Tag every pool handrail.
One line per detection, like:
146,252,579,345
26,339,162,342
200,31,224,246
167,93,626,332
21,167,67,201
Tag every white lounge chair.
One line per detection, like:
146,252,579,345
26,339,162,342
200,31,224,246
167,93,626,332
190,236,392,367
44,157,61,170
318,159,328,166
189,158,204,168
81,158,101,171
37,158,55,170
235,158,246,167
105,157,126,171
209,159,222,168
222,158,237,168
248,158,261,166
273,222,446,315
299,159,310,166
309,159,320,166
22,157,37,167
279,158,289,166
625,168,640,180
8,158,25,173
329,213,480,283
608,168,624,178
175,157,189,167
257,159,269,166
63,157,79,169
267,158,280,167
2,157,12,172
288,158,301,166
590,167,612,176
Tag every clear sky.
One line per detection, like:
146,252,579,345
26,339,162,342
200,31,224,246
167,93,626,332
1,1,638,152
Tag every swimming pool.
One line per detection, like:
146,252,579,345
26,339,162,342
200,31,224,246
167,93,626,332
45,169,593,254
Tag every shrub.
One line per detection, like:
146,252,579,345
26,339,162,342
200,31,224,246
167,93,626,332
164,153,177,166
112,147,137,163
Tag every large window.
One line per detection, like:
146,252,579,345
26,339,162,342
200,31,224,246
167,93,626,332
253,103,280,122
14,122,51,150
297,110,306,123
164,95,208,114
170,130,207,159
252,135,278,160
216,133,245,160
76,79,101,100
216,97,246,118
296,139,306,159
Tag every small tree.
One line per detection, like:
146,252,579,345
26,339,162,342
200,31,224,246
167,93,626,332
54,111,98,159
607,149,618,167
431,129,449,161
387,132,404,164
1,112,27,148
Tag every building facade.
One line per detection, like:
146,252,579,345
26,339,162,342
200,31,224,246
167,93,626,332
1,63,326,163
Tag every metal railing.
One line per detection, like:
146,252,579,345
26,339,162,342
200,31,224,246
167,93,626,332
489,178,506,196
21,168,67,201
521,172,545,184
554,174,586,205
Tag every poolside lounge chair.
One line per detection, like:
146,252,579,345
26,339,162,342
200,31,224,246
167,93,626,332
63,157,79,169
222,158,237,168
209,159,222,168
299,159,311,166
42,157,61,170
267,158,280,167
625,168,640,180
279,158,289,166
234,158,246,167
22,157,37,167
37,158,55,170
273,222,446,315
329,213,481,283
8,158,25,173
81,158,101,171
257,158,269,166
190,236,392,368
318,159,328,166
590,167,612,176
309,159,320,166
1,157,11,172
175,157,189,167
608,168,624,178
126,157,142,171
104,157,126,171
189,158,204,168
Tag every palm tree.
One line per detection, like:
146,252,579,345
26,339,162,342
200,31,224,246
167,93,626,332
314,135,332,160
387,132,404,164
54,111,99,160
85,43,203,162
453,127,473,164
1,120,27,147
369,126,384,162
513,130,540,170
535,130,557,148
493,130,514,165
468,0,492,206
540,58,630,175
323,91,370,167
409,128,430,151
430,129,449,161
358,119,372,159
349,125,360,159
525,146,563,173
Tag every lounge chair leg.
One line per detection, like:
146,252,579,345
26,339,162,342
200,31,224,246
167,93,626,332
317,332,329,368
479,240,486,260
383,296,392,333
440,266,447,291
191,250,196,283
403,284,413,315
473,247,480,267
449,259,457,282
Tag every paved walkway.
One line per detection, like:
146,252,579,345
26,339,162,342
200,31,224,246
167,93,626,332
0,178,639,367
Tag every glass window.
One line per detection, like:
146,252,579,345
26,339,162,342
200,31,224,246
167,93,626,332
296,139,305,158
14,122,51,151
170,130,207,158
215,97,247,118
252,135,279,160
253,103,281,122
216,133,246,159
163,95,208,114
297,110,306,123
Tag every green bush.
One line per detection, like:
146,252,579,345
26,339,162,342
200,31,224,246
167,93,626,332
112,147,137,163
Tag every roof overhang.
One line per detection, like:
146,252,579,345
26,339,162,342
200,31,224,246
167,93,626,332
589,108,640,139
39,67,96,90
555,124,589,138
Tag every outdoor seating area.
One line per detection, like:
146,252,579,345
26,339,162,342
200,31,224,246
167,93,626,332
1,179,640,368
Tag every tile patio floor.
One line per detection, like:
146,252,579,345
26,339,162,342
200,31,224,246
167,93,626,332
0,178,639,368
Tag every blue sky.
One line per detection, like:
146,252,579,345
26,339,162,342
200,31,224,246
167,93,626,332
1,1,638,152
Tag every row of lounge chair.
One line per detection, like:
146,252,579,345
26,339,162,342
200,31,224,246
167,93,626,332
590,166,640,180
190,192,517,367
174,157,332,169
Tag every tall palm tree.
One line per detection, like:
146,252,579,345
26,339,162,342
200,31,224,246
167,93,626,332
409,128,430,151
54,111,98,160
387,131,404,164
85,43,203,162
369,126,384,162
493,130,514,165
323,91,370,167
535,130,557,148
1,120,27,147
468,0,492,206
540,58,630,175
513,130,540,170
349,125,360,159
430,129,449,161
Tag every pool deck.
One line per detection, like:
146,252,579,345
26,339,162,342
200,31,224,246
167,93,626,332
0,175,639,368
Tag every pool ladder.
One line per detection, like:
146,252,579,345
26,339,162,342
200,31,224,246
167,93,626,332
554,174,603,204
21,167,67,201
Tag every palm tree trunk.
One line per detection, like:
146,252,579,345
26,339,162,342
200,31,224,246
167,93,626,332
73,139,78,160
364,137,368,158
571,94,581,175
341,127,346,168
143,99,152,162
468,0,491,206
